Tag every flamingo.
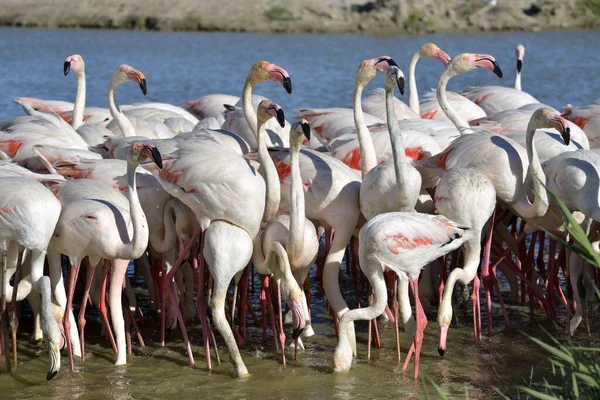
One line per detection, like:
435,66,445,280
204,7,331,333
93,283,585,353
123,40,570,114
333,212,476,379
459,45,539,115
563,100,600,148
0,175,63,380
49,142,163,370
435,167,496,354
261,119,317,355
63,54,86,130
360,65,422,220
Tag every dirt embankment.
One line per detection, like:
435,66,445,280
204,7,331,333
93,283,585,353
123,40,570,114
0,0,598,35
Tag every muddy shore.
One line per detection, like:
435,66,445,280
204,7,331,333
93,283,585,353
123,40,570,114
0,0,598,35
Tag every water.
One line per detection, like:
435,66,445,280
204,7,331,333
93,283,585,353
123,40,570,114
0,28,599,120
0,27,599,399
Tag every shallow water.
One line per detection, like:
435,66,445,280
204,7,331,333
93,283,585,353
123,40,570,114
0,27,599,399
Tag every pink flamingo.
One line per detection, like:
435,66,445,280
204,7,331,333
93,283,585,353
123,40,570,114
333,212,476,379
0,175,63,380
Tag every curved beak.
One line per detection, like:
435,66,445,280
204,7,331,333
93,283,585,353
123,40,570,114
397,75,405,96
492,61,503,78
283,77,292,94
47,343,60,380
139,78,147,95
562,126,571,146
292,327,303,340
300,121,311,140
438,325,448,357
150,146,163,169
276,108,286,128
64,61,71,76
436,49,451,67
516,59,523,73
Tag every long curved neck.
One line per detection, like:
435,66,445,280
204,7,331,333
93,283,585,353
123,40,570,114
354,81,377,177
515,69,522,91
150,200,177,254
386,86,408,193
242,77,258,138
122,162,149,256
512,120,548,219
287,141,304,264
72,70,86,130
438,239,481,326
408,52,420,114
108,82,136,137
436,68,472,134
257,119,280,227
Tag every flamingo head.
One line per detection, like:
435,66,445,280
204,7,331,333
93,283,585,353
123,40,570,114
249,61,292,94
437,304,453,357
516,44,525,73
290,119,311,146
384,65,405,95
420,43,451,67
449,53,503,78
112,64,147,95
356,56,398,86
64,54,84,76
257,99,285,128
534,108,570,145
130,142,163,168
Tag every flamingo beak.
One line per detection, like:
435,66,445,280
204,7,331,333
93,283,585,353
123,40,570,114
47,343,60,380
301,121,311,140
150,146,163,169
283,77,292,94
397,75,405,96
276,108,286,128
139,78,147,95
492,61,503,78
64,61,71,76
292,327,303,340
516,59,523,73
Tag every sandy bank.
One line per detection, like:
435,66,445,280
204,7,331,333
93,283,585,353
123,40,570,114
0,0,598,35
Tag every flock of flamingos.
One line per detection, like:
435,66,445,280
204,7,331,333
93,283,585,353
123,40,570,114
1,42,600,383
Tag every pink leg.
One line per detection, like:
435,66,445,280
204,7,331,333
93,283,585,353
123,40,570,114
160,255,167,347
264,277,279,351
546,239,557,320
392,275,401,361
481,209,497,334
192,230,212,370
471,274,481,344
276,281,286,366
79,262,97,361
98,260,117,354
260,275,269,342
64,262,81,371
402,278,427,380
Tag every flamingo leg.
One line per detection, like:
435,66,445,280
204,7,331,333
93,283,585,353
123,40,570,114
471,274,482,343
98,259,117,354
392,275,401,362
78,261,96,361
1,251,9,370
402,278,427,379
192,229,212,370
64,262,81,371
276,280,286,366
9,249,22,367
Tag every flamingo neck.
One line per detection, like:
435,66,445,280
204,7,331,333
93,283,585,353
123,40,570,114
437,68,472,133
72,70,86,130
512,120,548,219
150,200,177,254
108,81,136,137
242,77,257,137
354,82,377,177
124,161,149,257
386,85,408,191
438,239,481,327
287,140,304,264
408,51,420,114
515,70,522,91
257,119,280,227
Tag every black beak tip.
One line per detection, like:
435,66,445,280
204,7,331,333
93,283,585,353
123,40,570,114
63,61,70,76
47,370,58,381
563,127,571,146
140,78,147,95
151,147,163,169
387,58,398,67
283,77,292,94
292,327,303,340
301,122,311,140
276,108,286,128
438,348,445,357
516,59,523,73
398,76,405,96
493,62,503,79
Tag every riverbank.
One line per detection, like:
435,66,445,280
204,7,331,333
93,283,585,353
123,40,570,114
1,0,598,35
